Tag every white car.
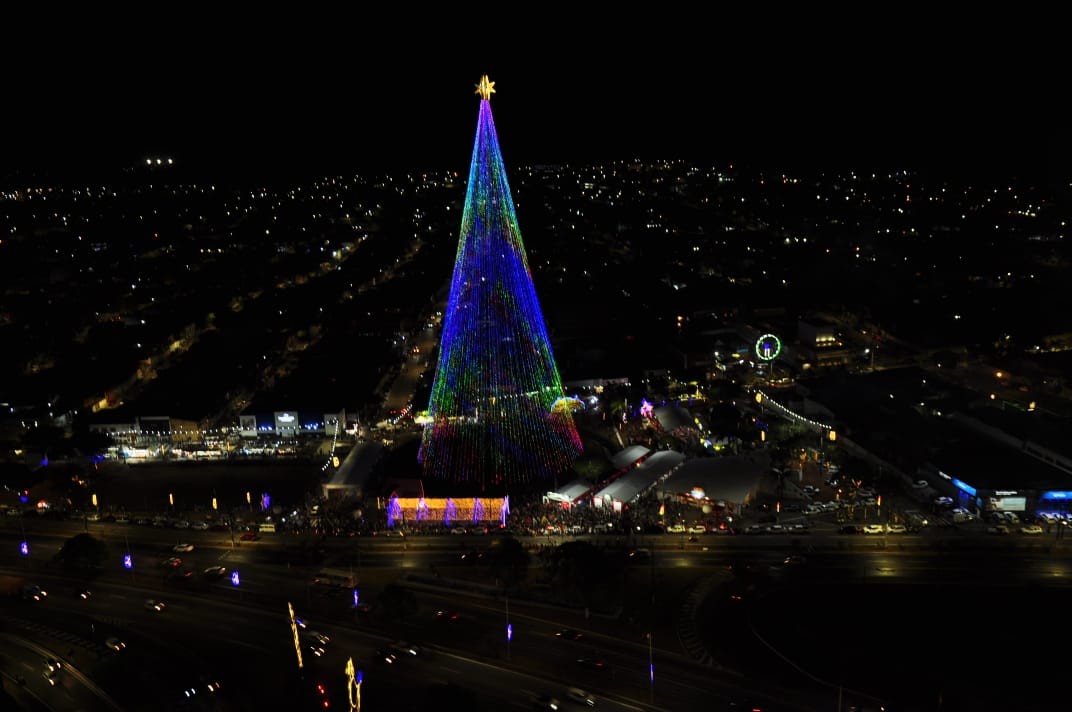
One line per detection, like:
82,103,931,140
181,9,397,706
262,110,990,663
886,524,907,534
862,524,885,534
666,524,686,534
687,525,707,534
1020,525,1044,535
912,480,929,489
566,688,596,707
173,543,194,553
144,599,166,612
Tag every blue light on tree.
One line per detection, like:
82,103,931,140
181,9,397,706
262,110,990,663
19,541,29,556
231,571,240,587
123,554,133,569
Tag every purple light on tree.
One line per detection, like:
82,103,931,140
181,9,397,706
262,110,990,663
472,498,485,523
444,498,457,526
501,495,510,527
387,496,403,529
260,493,271,512
416,497,430,521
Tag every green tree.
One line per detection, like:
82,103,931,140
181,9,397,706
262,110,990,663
487,536,530,592
55,533,108,574
549,541,624,613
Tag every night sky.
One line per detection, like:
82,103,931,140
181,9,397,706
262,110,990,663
2,26,1066,183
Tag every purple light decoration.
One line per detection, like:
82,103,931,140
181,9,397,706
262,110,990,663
506,623,513,642
123,554,133,569
416,498,430,522
19,541,29,556
418,82,581,489
260,493,270,512
472,498,485,523
640,399,654,418
387,496,402,529
500,495,510,528
650,662,655,683
352,589,359,607
444,498,457,527
230,571,240,586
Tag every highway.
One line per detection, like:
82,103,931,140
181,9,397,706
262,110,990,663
3,517,1072,711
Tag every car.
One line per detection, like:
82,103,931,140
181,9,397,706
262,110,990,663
203,566,227,578
173,520,190,529
534,695,561,710
886,524,907,534
173,543,194,553
840,524,862,534
575,657,606,670
144,599,166,612
392,640,420,656
435,609,461,623
783,555,807,566
862,524,885,534
43,669,58,686
22,585,47,601
555,628,583,641
239,532,260,541
987,525,1011,535
666,524,686,534
105,637,126,652
306,631,331,646
43,657,63,673
450,526,467,535
375,647,398,664
687,525,707,534
74,588,91,600
306,644,326,658
566,688,596,707
190,521,209,531
164,557,183,568
1021,525,1044,535
912,480,930,489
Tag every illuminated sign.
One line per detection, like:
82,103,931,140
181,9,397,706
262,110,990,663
1042,491,1072,500
277,413,295,423
951,478,977,497
994,490,1019,496
690,487,706,500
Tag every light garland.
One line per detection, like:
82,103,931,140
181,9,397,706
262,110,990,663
419,80,581,487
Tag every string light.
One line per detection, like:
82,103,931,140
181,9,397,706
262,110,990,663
419,78,581,487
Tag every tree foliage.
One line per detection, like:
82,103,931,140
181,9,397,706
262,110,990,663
487,536,530,592
55,533,108,572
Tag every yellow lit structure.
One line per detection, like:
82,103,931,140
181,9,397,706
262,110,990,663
288,602,303,669
346,656,362,711
475,74,495,100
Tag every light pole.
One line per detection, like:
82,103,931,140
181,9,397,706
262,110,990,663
504,593,511,661
346,657,362,712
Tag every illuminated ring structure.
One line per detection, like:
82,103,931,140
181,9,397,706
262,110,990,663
755,334,782,361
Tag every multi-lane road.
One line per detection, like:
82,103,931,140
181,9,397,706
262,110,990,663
2,517,1071,711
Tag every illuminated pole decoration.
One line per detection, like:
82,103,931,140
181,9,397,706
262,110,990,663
288,602,304,669
419,76,581,489
345,657,362,712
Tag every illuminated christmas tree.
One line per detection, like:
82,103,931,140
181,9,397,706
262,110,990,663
419,76,581,489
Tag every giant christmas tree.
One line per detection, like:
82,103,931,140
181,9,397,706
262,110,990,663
419,76,581,489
